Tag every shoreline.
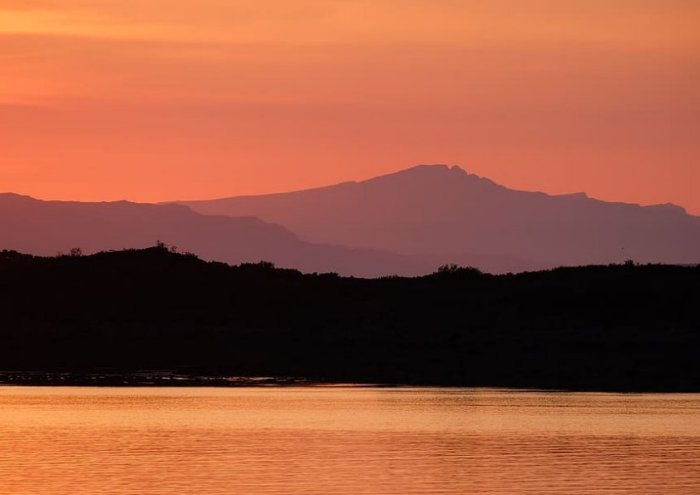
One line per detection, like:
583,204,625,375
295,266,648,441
1,372,698,393
0,372,310,388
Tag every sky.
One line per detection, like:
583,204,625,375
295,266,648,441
1,0,698,212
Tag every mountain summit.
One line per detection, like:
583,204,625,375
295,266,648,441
180,164,700,268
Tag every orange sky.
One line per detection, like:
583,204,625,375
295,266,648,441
1,0,698,212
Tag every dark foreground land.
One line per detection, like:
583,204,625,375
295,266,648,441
0,247,698,391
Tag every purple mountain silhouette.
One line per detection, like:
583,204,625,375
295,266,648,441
4,165,697,276
179,164,700,267
0,192,531,276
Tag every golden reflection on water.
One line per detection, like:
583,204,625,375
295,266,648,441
1,387,699,494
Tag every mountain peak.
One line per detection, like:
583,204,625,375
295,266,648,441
387,164,462,176
362,164,501,190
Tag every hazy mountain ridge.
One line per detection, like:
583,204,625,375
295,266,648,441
3,164,698,276
0,192,532,276
179,164,700,267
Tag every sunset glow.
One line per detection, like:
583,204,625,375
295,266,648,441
1,0,698,211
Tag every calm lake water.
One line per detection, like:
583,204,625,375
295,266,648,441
1,387,699,494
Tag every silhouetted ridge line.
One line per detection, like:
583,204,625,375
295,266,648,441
1,247,698,392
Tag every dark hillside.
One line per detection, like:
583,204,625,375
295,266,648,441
1,247,698,391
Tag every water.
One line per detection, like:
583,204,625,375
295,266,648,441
0,387,699,494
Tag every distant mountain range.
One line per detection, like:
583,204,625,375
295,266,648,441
0,191,531,276
0,193,404,276
2,165,699,276
180,164,700,269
